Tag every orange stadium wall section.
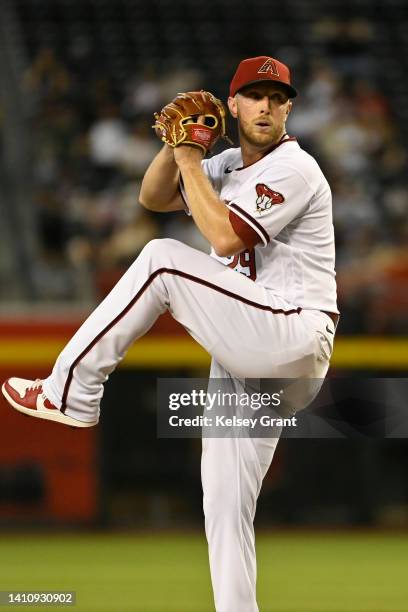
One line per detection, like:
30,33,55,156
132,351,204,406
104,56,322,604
0,391,97,524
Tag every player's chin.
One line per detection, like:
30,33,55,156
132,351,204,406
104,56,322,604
250,131,276,147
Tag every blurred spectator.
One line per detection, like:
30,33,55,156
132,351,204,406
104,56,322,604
312,18,375,77
88,103,128,168
337,224,408,334
123,65,163,116
287,62,338,140
159,65,203,102
317,99,386,174
332,178,381,259
22,47,71,104
119,120,161,177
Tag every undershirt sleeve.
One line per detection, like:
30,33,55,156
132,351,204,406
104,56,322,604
228,209,262,249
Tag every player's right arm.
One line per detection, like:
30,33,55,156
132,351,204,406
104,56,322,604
139,144,185,212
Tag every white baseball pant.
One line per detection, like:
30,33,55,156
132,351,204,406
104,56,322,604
42,238,334,612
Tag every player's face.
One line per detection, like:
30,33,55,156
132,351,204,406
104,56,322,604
228,83,292,149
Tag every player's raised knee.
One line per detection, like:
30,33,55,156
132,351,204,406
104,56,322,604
139,238,192,265
139,238,174,260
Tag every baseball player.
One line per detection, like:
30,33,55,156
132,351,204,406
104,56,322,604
2,56,338,612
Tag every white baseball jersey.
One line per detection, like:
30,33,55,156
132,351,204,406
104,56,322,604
201,137,338,313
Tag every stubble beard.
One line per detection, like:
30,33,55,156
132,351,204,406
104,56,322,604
239,120,284,150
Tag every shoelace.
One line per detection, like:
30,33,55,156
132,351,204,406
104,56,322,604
29,379,53,406
29,379,43,390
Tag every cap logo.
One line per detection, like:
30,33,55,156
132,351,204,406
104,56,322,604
257,58,280,77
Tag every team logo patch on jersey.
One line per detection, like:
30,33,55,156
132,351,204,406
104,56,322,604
255,183,285,212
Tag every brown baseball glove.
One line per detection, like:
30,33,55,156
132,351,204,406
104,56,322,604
153,90,230,155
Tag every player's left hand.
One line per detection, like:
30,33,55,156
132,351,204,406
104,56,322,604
173,144,204,166
173,116,206,165
153,90,230,156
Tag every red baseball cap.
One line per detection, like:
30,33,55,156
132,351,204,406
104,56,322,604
229,56,297,98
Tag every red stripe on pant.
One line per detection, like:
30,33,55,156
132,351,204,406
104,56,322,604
61,268,301,412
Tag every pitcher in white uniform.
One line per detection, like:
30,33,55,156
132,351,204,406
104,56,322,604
2,56,339,612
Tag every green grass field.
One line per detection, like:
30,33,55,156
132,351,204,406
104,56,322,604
0,531,407,611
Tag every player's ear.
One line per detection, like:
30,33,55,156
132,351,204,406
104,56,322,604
286,100,293,117
228,96,238,119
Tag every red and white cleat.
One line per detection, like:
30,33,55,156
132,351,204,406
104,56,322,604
1,378,98,428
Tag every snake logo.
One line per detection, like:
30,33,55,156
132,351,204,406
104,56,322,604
255,183,285,212
257,58,280,77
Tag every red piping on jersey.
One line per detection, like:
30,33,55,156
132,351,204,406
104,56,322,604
231,135,297,172
60,267,301,413
228,203,270,245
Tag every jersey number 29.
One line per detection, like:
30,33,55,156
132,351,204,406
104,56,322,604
226,249,257,281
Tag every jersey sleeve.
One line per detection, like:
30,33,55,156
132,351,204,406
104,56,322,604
202,156,223,191
227,165,315,246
